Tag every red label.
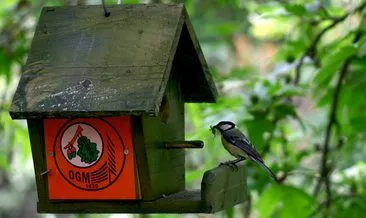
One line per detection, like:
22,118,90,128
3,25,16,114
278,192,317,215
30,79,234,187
44,116,139,200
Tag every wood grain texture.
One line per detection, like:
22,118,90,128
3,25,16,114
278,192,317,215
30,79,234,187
37,164,247,213
165,140,204,149
27,119,50,206
141,69,185,200
10,4,217,119
38,190,204,213
131,116,154,200
201,163,247,213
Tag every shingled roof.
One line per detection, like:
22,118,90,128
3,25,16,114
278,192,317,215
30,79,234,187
10,4,217,119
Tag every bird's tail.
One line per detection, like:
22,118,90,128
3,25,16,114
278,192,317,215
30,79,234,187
252,158,279,182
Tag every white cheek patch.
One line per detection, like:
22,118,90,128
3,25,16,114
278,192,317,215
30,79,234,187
221,124,232,130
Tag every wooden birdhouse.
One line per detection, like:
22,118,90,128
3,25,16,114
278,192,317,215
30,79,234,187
9,3,247,213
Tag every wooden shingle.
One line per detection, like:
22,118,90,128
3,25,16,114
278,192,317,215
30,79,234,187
10,4,217,119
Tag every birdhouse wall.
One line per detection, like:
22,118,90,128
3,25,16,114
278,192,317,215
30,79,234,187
133,70,185,200
27,116,140,205
27,119,49,207
43,116,139,200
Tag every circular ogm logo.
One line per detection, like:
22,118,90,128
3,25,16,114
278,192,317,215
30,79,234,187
54,118,126,191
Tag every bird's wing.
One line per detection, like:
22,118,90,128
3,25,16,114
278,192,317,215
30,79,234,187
229,128,253,146
223,128,264,163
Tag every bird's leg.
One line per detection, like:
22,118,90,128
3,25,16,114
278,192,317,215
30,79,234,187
230,157,246,165
219,161,238,170
219,157,245,171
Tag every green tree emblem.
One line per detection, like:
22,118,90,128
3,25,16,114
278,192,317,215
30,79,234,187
67,151,76,160
76,136,100,164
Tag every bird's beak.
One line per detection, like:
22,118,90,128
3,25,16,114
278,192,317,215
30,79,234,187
210,125,216,135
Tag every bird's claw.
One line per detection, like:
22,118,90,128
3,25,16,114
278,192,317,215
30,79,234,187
219,161,239,171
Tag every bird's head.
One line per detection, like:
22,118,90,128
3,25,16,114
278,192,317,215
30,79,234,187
210,121,236,135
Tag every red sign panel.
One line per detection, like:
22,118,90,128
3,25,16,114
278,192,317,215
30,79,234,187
44,116,139,200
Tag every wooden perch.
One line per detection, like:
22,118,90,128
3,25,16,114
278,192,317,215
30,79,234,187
165,140,204,149
202,162,247,212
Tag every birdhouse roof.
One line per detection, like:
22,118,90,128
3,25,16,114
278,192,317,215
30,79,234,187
10,4,217,119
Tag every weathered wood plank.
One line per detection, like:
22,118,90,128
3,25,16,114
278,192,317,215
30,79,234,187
10,4,218,119
141,70,185,199
29,4,183,67
36,164,247,213
131,116,154,200
27,119,49,205
10,4,183,118
11,66,165,119
201,163,247,213
37,190,204,213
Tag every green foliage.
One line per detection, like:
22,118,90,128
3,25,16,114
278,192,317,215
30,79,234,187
77,136,99,164
334,199,366,218
255,184,317,218
283,4,307,17
184,1,366,217
314,45,357,88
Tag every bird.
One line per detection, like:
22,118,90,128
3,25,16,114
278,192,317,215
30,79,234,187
210,121,278,182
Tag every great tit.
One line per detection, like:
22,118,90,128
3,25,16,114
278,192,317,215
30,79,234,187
210,121,278,182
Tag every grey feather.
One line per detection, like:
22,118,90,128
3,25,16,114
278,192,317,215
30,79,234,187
222,128,263,162
251,158,278,182
220,126,278,182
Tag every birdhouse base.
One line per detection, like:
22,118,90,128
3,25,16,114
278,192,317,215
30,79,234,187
37,164,247,213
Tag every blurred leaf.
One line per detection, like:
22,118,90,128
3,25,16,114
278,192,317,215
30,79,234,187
225,206,234,218
283,4,307,16
0,50,12,83
359,16,366,32
216,23,240,37
256,184,317,218
317,87,334,107
357,36,366,57
273,103,305,131
326,6,346,17
276,28,312,61
253,3,280,13
186,170,203,183
314,45,357,87
186,104,203,128
274,103,297,119
333,198,366,218
350,116,366,131
244,116,274,149
124,0,140,3
205,96,243,115
267,82,282,96
0,153,10,171
273,86,305,98
229,67,253,80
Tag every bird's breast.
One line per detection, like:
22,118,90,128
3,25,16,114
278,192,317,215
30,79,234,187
221,135,249,159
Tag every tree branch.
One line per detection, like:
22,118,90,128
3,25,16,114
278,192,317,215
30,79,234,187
313,30,364,204
312,58,350,198
261,118,279,156
293,3,366,85
308,194,366,218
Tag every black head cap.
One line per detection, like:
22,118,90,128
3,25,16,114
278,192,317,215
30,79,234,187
210,121,236,134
